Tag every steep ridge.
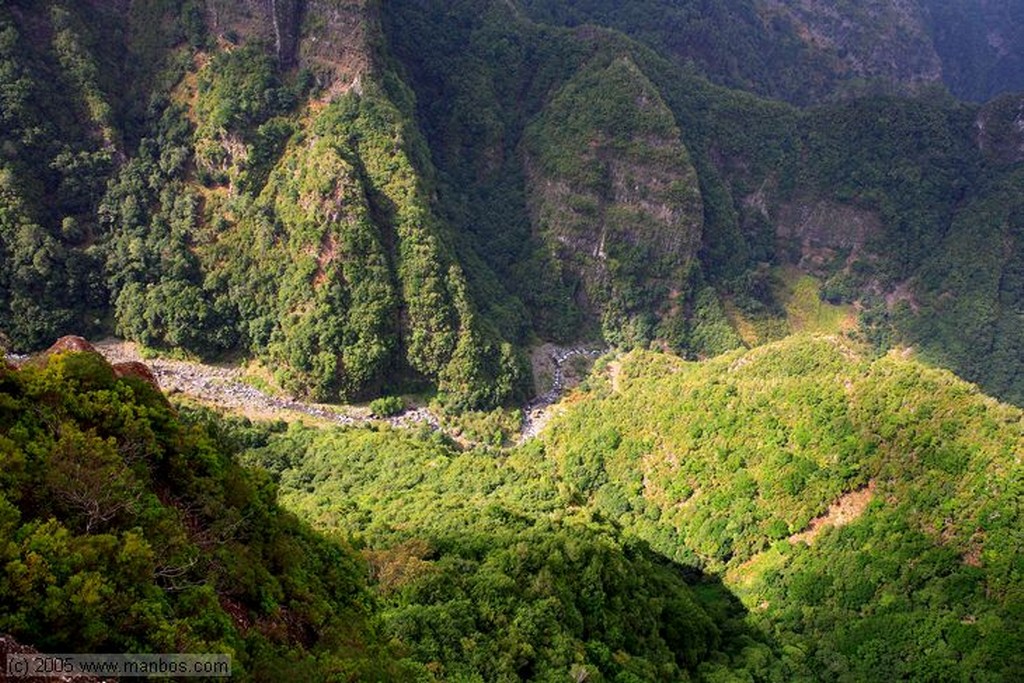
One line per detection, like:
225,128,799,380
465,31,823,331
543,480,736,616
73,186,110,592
517,0,1024,103
524,55,705,348
5,0,1024,408
0,0,526,409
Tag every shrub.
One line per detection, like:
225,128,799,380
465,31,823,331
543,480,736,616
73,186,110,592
370,395,405,417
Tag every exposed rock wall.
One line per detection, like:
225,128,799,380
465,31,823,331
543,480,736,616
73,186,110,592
975,92,1024,164
524,55,704,347
204,0,372,95
757,0,942,89
774,199,882,274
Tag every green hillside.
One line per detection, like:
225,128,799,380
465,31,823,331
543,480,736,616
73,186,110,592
4,338,1022,681
0,348,407,680
5,1,1024,681
4,0,1024,405
234,333,1024,681
1,346,774,681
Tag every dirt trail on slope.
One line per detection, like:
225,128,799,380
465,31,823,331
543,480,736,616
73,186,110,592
789,480,877,545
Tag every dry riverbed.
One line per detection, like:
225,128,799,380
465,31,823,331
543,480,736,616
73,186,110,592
88,339,604,442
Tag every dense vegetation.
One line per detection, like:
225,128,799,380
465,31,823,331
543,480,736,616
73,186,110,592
0,1,527,409
382,0,1024,402
5,0,1024,406
0,348,772,681
3,2,1024,681
518,0,1024,103
547,337,1024,679
240,334,1024,681
0,349,414,681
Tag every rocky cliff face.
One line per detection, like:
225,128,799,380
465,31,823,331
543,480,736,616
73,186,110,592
757,0,942,91
204,0,372,95
773,199,882,275
6,0,1024,408
524,55,704,348
762,0,1024,101
975,92,1024,164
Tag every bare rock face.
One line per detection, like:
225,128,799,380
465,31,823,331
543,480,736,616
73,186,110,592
207,0,302,67
14,336,104,372
757,0,942,89
774,199,882,274
975,93,1024,164
44,335,99,355
204,0,373,97
112,361,161,390
524,55,704,347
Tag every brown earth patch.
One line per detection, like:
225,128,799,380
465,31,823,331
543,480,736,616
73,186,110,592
789,480,876,545
607,359,623,393
112,361,160,390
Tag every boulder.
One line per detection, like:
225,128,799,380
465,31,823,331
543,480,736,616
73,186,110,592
113,361,161,391
44,335,98,355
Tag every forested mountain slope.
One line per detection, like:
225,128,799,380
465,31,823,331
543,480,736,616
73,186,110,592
241,334,1024,681
384,0,1024,404
4,0,1024,407
3,336,1022,680
1,343,780,681
0,0,525,411
517,0,1024,104
2,2,1024,681
0,342,408,680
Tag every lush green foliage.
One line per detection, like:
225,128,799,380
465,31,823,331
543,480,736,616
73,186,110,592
240,423,773,681
384,1,739,355
369,395,404,417
98,17,525,409
235,334,1024,681
3,3,1024,682
2,335,1021,682
0,351,416,680
6,0,1024,407
539,337,1024,680
0,1,528,410
898,168,1024,404
0,352,777,680
0,4,113,348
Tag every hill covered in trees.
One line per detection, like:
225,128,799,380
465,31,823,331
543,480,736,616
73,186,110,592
1,343,777,681
0,343,406,680
238,333,1024,681
3,333,1022,680
3,2,1024,680
3,0,1024,407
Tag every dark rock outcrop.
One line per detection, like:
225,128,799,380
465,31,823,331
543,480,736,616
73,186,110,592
204,0,372,97
270,0,301,67
112,361,161,390
975,93,1024,164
